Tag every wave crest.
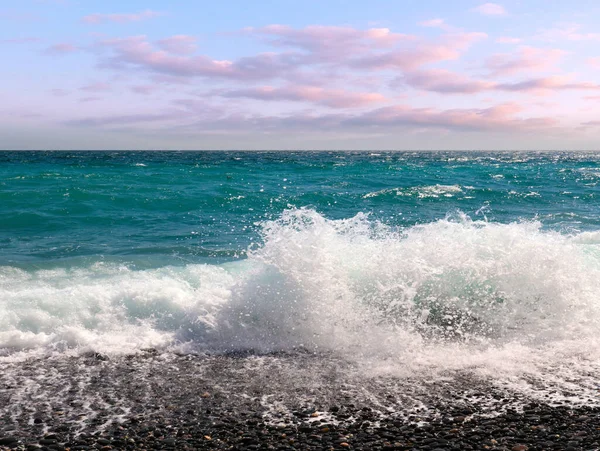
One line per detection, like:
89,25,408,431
2,209,600,381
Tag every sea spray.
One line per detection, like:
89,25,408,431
2,209,600,389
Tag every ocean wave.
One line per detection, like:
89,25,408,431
2,209,600,381
363,184,463,199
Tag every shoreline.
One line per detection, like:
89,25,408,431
1,352,599,450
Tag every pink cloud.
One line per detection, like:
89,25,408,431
65,100,557,135
418,19,445,28
131,85,160,95
100,36,300,80
80,82,111,92
587,57,600,69
497,76,600,93
248,25,413,57
217,86,386,108
533,101,559,108
149,74,195,85
400,69,495,93
83,10,162,24
400,69,600,94
97,27,488,85
351,32,487,71
157,35,197,55
473,3,507,16
485,46,565,77
495,37,521,44
350,102,556,132
44,43,77,55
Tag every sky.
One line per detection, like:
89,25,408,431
2,0,600,150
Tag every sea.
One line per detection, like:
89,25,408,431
2,150,600,419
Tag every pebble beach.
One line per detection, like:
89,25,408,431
2,352,600,450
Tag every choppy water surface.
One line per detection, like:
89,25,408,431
1,150,600,405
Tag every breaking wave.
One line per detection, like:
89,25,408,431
2,208,600,381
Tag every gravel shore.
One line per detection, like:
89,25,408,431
1,351,599,450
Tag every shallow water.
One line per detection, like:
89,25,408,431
1,151,600,403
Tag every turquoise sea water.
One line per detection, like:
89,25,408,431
2,151,600,375
1,151,599,268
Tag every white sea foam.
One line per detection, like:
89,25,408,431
2,209,600,389
363,184,463,199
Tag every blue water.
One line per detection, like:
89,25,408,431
1,151,599,268
2,151,600,364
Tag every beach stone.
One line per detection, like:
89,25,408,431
0,437,19,446
4,353,600,450
511,444,528,451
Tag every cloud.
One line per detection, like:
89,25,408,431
95,27,488,86
497,77,600,93
495,37,521,44
473,3,507,16
348,103,555,132
66,101,230,129
157,35,197,55
272,103,557,132
418,19,445,28
587,57,600,69
79,96,102,103
216,85,387,108
50,88,69,96
247,25,413,57
130,85,160,95
398,69,600,94
64,101,557,135
0,110,44,119
351,32,487,71
44,43,77,55
80,82,111,92
50,23,588,140
65,111,192,127
536,24,600,42
580,120,600,127
485,46,565,77
82,10,162,24
99,35,301,81
400,69,495,93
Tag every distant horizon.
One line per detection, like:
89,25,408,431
2,0,600,150
3,149,600,152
